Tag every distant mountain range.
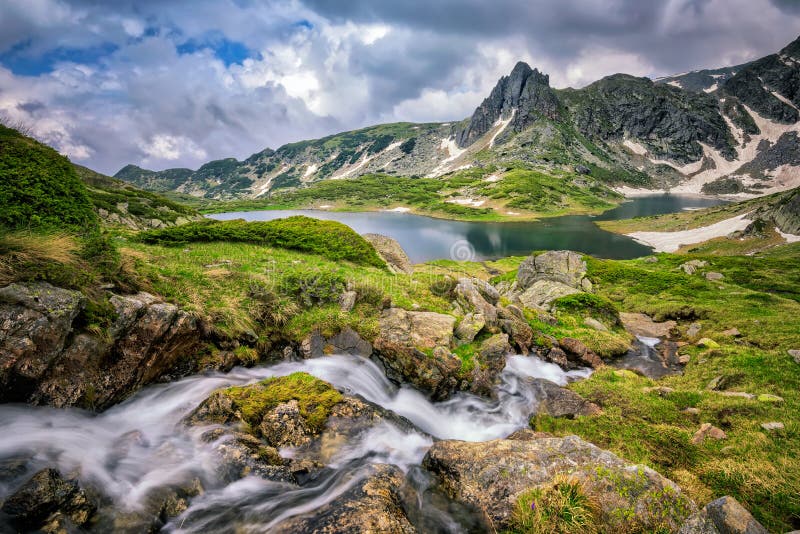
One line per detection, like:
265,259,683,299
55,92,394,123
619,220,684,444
116,36,800,201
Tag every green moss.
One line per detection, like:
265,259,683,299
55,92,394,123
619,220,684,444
222,372,343,434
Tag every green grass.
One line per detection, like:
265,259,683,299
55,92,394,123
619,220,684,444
509,475,600,534
527,250,800,531
137,217,386,268
0,124,97,232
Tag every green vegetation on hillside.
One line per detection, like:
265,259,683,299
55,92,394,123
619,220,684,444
138,217,386,268
532,247,800,531
200,164,623,222
74,164,198,227
0,125,97,231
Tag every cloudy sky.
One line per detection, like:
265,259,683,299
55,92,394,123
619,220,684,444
1,0,799,174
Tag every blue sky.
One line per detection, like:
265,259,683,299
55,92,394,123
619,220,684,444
1,0,798,174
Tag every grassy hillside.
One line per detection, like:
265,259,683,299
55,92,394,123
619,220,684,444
201,164,623,222
74,164,199,229
0,125,97,231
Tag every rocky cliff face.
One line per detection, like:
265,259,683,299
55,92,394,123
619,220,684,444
455,62,560,148
115,36,800,199
0,283,203,409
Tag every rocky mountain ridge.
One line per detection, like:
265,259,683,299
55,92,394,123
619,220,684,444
115,36,800,203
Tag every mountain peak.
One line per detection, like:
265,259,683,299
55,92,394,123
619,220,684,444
780,34,800,59
455,62,557,148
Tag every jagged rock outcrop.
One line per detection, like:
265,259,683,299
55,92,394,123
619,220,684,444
362,233,414,274
423,434,699,533
0,282,204,409
755,187,800,235
456,62,561,147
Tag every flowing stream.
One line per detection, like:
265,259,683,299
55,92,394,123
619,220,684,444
0,354,590,532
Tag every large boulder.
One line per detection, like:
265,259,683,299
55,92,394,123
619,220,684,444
272,464,415,533
0,283,205,409
373,308,461,398
518,279,582,311
517,251,591,291
362,233,413,274
559,337,603,368
0,283,85,400
423,434,698,533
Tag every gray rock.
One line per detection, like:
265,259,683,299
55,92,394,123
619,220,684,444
584,317,609,332
705,272,725,281
273,464,415,533
455,313,485,343
300,328,373,359
339,290,357,312
679,260,707,275
423,434,698,533
497,305,534,354
362,233,414,274
703,496,769,534
531,378,602,418
454,278,498,327
789,349,800,364
687,322,703,340
519,280,581,311
761,421,784,431
0,284,203,409
517,250,589,290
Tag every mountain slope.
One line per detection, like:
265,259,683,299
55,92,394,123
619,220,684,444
74,164,199,230
116,35,800,206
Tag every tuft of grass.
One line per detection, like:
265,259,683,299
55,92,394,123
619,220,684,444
510,475,600,534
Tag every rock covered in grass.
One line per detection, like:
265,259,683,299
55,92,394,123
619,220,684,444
186,372,417,471
362,233,414,274
455,312,485,343
422,434,698,532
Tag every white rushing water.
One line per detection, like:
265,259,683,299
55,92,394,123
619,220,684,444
0,354,590,532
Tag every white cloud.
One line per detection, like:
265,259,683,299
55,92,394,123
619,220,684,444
140,134,207,162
